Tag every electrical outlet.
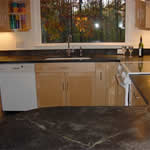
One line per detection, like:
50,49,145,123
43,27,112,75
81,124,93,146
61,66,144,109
117,49,124,55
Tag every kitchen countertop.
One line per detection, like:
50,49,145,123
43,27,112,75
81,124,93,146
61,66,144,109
0,55,122,63
130,75,150,105
1,106,150,150
0,55,150,63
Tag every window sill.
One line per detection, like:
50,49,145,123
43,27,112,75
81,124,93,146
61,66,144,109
33,42,126,50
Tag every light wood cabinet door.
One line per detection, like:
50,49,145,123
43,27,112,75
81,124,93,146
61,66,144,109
95,63,106,106
136,0,150,30
105,63,124,106
36,73,66,107
0,0,10,32
95,62,123,106
136,0,146,29
66,72,95,106
115,78,125,106
131,84,146,106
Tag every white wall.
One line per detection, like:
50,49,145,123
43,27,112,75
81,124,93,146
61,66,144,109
0,0,150,50
0,33,16,50
126,0,150,48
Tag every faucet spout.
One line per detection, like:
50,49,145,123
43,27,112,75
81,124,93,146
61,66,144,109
66,34,72,57
68,34,72,49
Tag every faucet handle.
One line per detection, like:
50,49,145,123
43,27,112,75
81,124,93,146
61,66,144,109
79,46,83,57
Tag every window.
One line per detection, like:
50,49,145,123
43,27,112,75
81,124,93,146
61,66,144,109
40,0,125,43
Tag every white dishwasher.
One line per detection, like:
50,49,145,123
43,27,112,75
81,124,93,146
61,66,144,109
0,64,37,111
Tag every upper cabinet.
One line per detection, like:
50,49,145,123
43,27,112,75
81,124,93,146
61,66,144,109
0,0,31,32
136,0,150,30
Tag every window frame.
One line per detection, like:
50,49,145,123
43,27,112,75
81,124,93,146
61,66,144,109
33,0,128,49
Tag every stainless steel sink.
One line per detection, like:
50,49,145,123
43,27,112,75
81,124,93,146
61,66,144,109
45,57,91,60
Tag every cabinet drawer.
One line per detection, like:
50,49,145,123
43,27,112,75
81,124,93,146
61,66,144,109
35,63,95,73
96,63,106,72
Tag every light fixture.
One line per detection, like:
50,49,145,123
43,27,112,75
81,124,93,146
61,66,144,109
94,23,100,29
118,21,125,29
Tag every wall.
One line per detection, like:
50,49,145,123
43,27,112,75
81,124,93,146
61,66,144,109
0,33,16,50
126,0,150,48
0,0,150,50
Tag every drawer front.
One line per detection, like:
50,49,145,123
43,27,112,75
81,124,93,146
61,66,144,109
35,63,95,73
96,63,106,72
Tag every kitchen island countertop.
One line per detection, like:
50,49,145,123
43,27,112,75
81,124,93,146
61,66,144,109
1,106,150,150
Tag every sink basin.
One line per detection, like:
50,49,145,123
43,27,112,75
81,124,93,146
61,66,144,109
45,57,91,60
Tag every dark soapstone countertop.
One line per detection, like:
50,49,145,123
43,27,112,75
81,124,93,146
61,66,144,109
0,49,150,63
0,55,122,63
1,55,150,64
1,106,150,150
130,75,150,105
0,48,150,63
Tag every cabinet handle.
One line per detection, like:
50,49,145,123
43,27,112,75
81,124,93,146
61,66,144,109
100,72,102,80
62,82,65,91
66,81,68,91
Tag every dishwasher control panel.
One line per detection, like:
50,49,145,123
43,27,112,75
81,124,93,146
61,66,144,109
0,64,35,72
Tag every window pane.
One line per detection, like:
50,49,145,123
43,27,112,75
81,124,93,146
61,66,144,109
40,0,125,43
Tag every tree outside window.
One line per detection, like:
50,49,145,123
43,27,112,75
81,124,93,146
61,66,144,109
41,0,125,43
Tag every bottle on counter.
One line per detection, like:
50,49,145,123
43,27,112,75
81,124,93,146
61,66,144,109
138,36,144,57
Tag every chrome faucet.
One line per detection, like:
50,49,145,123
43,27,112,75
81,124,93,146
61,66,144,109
66,34,73,57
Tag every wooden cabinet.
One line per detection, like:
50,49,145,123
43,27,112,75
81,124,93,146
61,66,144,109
36,72,66,107
0,0,10,32
0,0,31,32
136,0,150,30
67,72,95,106
35,63,95,107
36,62,122,107
95,62,123,106
115,78,125,106
95,63,106,105
131,83,146,106
106,62,124,106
